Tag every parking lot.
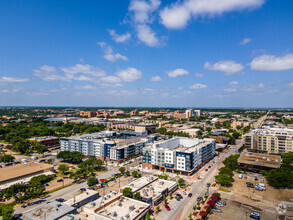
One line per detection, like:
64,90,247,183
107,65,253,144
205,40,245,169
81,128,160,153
209,199,277,220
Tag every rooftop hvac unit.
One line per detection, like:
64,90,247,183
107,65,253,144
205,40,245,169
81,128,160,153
91,202,95,206
118,202,122,207
129,205,135,211
125,214,130,219
112,212,118,217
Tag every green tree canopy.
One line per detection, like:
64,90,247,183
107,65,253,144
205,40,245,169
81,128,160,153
0,154,15,163
178,178,185,187
119,167,126,174
219,167,234,178
58,164,69,175
133,192,141,201
87,177,99,187
267,167,293,188
122,187,132,198
223,154,239,170
215,174,232,186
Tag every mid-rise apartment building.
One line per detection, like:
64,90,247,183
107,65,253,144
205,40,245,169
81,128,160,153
142,137,216,176
245,128,293,153
60,131,148,161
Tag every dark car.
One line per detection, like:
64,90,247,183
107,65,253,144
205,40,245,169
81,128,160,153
250,212,260,219
246,182,254,188
176,193,183,199
44,183,49,186
55,198,65,202
57,179,63,182
197,196,203,202
205,169,208,172
63,176,69,179
206,183,211,187
165,204,171,211
13,214,22,220
80,188,86,191
188,193,192,197
208,166,211,168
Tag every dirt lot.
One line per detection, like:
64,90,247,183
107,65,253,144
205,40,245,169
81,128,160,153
224,174,293,203
209,199,277,220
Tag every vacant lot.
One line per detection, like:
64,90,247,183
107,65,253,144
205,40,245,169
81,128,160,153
223,175,293,203
209,200,277,220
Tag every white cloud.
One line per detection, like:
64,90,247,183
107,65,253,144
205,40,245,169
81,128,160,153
129,0,161,23
33,65,67,81
250,54,293,71
74,75,93,81
289,82,293,87
224,88,237,93
189,83,207,89
151,75,162,81
195,73,204,77
136,24,159,47
229,81,239,86
100,76,123,87
128,0,161,47
257,83,265,88
116,67,142,82
75,85,97,90
0,76,29,83
240,38,252,45
108,29,131,43
160,0,265,29
166,68,189,78
98,42,128,62
60,64,106,79
204,60,244,75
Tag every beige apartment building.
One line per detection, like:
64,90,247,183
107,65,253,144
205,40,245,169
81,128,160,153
245,128,293,153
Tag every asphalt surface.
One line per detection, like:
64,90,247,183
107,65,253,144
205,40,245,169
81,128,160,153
14,166,119,215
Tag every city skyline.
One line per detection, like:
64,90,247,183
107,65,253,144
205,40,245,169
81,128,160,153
0,0,293,108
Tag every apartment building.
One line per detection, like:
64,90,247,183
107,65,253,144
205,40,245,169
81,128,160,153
60,131,148,161
245,128,293,153
142,137,216,176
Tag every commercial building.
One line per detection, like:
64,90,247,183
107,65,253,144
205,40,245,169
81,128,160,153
142,137,216,176
238,150,281,172
80,111,97,118
245,128,293,153
0,163,55,190
121,176,178,206
60,131,148,161
29,136,60,149
73,191,150,220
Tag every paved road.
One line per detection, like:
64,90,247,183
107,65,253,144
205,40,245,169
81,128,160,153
14,166,119,215
157,138,244,220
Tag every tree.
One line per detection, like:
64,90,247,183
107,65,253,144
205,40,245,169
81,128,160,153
133,192,141,201
219,167,234,178
215,121,222,128
87,177,99,187
122,187,132,198
0,203,14,220
232,131,241,139
178,178,185,187
132,171,138,178
267,167,293,187
119,167,126,174
223,154,239,170
145,212,151,220
206,127,212,133
30,175,53,185
58,164,69,175
0,154,15,163
215,174,232,186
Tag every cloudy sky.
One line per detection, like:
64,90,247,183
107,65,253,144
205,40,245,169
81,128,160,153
0,0,292,108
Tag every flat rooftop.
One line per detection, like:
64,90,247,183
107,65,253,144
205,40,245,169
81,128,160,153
139,179,177,201
247,128,293,136
238,150,282,168
62,131,116,141
65,189,99,206
0,162,53,183
120,176,158,193
95,195,150,220
145,137,214,153
23,201,75,220
112,137,147,150
29,136,59,141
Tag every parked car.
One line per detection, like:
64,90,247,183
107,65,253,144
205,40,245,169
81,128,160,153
188,193,192,197
217,200,226,205
13,213,22,220
205,169,208,172
208,166,211,169
197,196,203,202
165,204,171,211
250,212,260,219
55,198,65,202
176,197,180,201
176,194,183,199
246,182,254,188
182,191,187,195
216,202,224,207
44,183,49,186
80,188,86,191
63,176,69,179
239,174,243,179
57,179,63,182
207,183,211,187
212,208,222,213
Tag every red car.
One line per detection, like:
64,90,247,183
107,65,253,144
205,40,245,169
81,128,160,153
165,204,171,211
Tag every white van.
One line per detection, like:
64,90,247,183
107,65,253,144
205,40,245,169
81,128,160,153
238,174,243,179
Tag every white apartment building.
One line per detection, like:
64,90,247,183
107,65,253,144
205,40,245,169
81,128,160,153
245,128,293,153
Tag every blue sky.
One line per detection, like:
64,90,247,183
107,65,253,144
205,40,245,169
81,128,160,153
0,0,292,108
